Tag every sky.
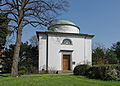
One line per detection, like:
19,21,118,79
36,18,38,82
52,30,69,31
22,0,120,48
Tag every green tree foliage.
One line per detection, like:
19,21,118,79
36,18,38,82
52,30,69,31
2,42,38,73
2,45,14,73
105,49,118,64
111,42,120,62
19,42,38,73
92,47,105,65
92,47,118,65
0,13,9,49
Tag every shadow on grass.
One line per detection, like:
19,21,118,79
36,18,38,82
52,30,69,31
0,75,8,77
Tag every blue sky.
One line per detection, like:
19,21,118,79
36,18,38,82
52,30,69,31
22,0,120,48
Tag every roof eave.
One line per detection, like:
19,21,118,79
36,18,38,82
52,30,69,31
36,31,94,38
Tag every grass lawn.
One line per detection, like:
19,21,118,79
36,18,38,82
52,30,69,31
0,74,120,86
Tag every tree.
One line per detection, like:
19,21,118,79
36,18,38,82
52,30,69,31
3,42,38,73
111,41,120,62
18,42,38,73
92,47,105,65
0,13,9,49
92,43,118,65
2,45,14,73
105,49,118,64
29,35,38,47
0,0,68,77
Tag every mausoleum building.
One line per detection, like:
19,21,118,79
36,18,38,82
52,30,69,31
37,20,94,72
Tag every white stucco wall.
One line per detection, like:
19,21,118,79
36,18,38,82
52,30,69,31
84,38,92,65
38,34,47,71
38,33,93,71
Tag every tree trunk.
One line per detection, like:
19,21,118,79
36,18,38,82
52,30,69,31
11,0,24,76
11,28,22,77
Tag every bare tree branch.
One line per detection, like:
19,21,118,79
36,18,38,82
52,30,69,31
0,0,68,77
8,25,18,30
8,18,17,22
23,19,47,27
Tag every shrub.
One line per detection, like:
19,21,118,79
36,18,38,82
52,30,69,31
111,64,120,78
26,65,38,73
73,64,90,75
86,65,120,80
105,69,119,80
18,66,27,75
86,65,107,79
74,64,120,81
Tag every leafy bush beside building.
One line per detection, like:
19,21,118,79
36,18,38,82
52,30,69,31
73,64,90,76
74,64,120,81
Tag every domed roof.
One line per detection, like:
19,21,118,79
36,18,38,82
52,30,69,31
48,20,80,34
53,20,76,26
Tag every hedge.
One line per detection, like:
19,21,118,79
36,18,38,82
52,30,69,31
74,64,120,81
73,64,90,76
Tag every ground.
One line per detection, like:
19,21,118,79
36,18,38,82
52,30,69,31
0,74,120,86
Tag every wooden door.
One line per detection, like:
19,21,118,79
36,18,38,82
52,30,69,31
63,55,70,70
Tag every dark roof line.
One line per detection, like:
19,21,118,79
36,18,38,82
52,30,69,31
36,31,94,38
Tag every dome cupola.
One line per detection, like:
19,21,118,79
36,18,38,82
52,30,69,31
48,20,80,33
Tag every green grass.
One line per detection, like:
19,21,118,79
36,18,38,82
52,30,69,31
0,74,120,86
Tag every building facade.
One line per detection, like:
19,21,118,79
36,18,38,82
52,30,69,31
37,20,94,72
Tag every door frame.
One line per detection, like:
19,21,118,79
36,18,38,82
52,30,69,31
61,52,72,70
